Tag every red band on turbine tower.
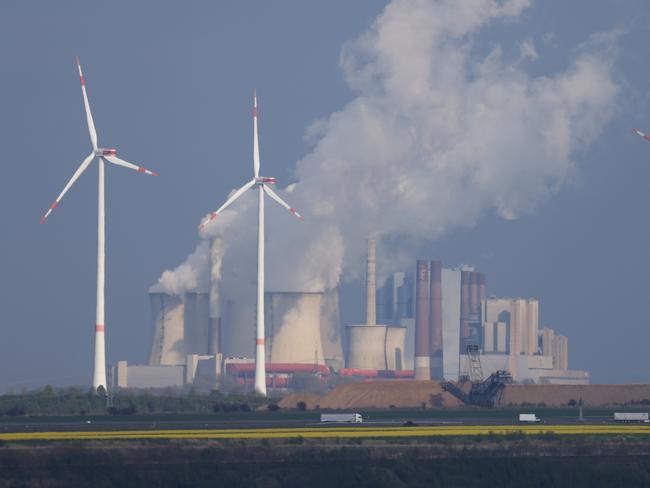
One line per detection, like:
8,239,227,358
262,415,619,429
252,106,257,117
256,339,264,346
95,324,105,332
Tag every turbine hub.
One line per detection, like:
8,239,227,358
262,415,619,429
95,148,117,156
255,176,276,185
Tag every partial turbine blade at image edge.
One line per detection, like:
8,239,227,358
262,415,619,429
104,155,158,176
199,179,256,230
263,184,303,220
633,128,650,142
39,153,95,224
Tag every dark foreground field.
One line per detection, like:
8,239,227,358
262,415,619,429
2,435,650,487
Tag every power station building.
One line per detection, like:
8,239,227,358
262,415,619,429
376,261,589,384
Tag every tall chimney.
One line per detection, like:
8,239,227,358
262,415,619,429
208,237,225,355
469,272,479,321
414,260,430,380
460,270,471,353
366,237,377,326
428,260,443,379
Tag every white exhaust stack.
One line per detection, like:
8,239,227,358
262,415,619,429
366,237,377,326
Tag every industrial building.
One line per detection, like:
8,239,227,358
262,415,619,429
376,261,589,385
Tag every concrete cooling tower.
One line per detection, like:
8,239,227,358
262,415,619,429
319,289,344,370
264,292,326,365
148,292,210,366
183,292,210,356
148,293,185,366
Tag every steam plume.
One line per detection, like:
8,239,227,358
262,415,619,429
152,0,618,298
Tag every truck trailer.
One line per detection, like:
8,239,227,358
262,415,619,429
613,412,649,423
518,413,541,423
320,413,363,423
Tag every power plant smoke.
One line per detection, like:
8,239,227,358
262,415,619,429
152,0,618,298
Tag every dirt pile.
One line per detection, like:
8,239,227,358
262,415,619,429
278,380,462,410
500,384,650,407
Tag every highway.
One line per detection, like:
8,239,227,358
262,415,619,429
0,413,645,435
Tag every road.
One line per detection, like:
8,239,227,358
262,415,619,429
0,413,646,436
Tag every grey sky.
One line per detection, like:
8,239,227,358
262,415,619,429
1,1,650,390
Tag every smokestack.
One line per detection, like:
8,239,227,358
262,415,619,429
428,260,443,379
366,237,377,326
209,238,224,355
414,260,430,380
460,270,471,352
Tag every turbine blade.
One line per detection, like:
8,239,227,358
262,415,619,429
104,155,158,176
76,57,98,150
199,179,256,230
253,89,260,178
40,153,95,223
633,128,650,142
263,185,303,220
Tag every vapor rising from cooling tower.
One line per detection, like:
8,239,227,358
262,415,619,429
151,0,618,326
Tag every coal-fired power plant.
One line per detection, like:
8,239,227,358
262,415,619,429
118,236,588,391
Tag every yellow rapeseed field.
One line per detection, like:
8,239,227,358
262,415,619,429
1,424,650,442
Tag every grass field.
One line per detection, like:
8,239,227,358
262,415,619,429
2,424,650,441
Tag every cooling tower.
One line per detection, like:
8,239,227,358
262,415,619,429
264,292,325,365
428,260,443,379
220,297,254,358
385,326,406,371
148,293,185,366
183,292,209,356
414,260,430,380
346,325,388,370
319,288,344,370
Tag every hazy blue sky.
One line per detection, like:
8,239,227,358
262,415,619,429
2,0,650,391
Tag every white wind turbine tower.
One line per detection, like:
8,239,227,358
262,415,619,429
40,57,157,391
200,91,302,396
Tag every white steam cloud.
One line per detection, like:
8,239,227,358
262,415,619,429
152,0,618,297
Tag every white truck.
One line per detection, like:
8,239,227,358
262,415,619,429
518,413,541,423
613,412,650,423
320,413,363,423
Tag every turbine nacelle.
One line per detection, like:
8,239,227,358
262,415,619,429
95,148,117,156
255,176,276,185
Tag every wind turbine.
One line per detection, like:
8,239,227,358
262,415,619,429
200,91,302,396
40,57,157,391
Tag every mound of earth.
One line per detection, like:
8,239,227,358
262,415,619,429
277,392,324,410
500,384,650,407
279,380,462,410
